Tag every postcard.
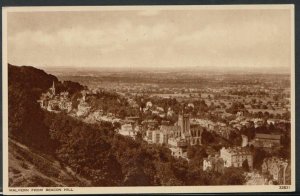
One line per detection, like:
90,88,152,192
2,5,295,194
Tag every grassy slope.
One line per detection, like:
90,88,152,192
9,138,92,187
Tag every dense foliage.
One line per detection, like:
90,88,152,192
8,64,58,152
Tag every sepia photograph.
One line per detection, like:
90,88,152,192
2,5,295,194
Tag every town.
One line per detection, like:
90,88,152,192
38,72,291,186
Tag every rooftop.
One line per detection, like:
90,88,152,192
255,133,281,140
221,147,252,155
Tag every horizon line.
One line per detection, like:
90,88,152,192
9,63,291,75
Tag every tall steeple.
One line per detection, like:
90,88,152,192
51,80,56,95
178,112,190,139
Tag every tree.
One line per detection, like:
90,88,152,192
71,92,82,109
113,121,121,130
8,84,55,153
242,159,250,172
229,131,242,146
253,148,269,170
273,95,280,102
225,102,245,114
171,158,188,182
187,145,208,169
201,129,215,145
123,167,151,186
219,167,246,185
135,131,143,142
118,108,127,119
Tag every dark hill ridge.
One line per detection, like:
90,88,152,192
8,64,84,150
8,64,61,153
9,64,59,98
8,64,85,99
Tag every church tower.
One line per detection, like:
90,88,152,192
51,81,56,95
178,111,190,138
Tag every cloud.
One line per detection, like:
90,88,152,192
8,19,173,55
173,18,289,64
175,19,284,46
7,8,291,72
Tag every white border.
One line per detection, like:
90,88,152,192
2,5,296,194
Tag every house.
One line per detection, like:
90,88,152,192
220,147,253,169
119,123,136,138
169,146,187,159
253,118,264,128
141,120,158,129
251,133,281,148
168,138,188,159
144,130,168,145
160,125,181,137
241,135,249,147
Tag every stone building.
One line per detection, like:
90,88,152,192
178,113,190,135
145,129,168,145
220,147,253,169
251,133,281,148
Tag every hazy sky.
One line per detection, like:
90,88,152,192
7,6,293,73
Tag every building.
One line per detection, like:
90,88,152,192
241,135,249,147
38,81,57,109
178,113,190,136
154,130,168,144
215,126,232,140
191,118,216,131
145,129,153,141
160,125,181,137
145,130,168,145
125,116,140,122
176,113,202,145
253,118,264,128
141,120,158,130
168,138,188,159
251,133,281,148
169,146,187,159
261,157,290,185
58,100,72,112
203,155,225,173
38,81,73,113
119,123,136,138
50,80,56,95
189,126,203,145
47,99,60,111
220,147,253,169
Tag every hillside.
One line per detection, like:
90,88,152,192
8,64,84,99
8,64,84,151
9,138,91,187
